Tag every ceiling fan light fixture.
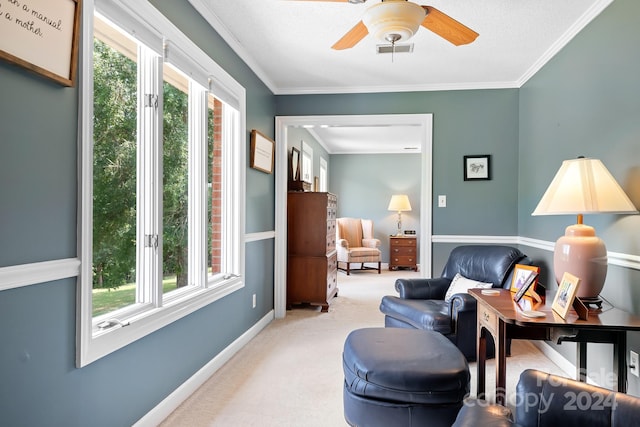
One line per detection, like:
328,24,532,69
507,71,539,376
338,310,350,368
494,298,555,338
362,0,425,44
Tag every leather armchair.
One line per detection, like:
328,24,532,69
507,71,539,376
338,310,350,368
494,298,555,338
336,217,382,275
379,245,530,360
453,369,640,426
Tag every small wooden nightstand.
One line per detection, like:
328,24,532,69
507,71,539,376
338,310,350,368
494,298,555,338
389,236,417,271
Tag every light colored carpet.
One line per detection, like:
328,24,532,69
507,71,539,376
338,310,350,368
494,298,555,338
160,269,568,426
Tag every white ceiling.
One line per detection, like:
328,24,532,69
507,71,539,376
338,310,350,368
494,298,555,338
188,0,612,153
308,124,423,154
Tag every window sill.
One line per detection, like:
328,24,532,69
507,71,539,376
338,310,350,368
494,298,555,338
79,277,244,367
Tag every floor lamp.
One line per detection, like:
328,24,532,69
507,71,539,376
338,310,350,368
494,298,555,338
532,157,638,307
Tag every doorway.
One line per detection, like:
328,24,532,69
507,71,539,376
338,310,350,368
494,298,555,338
274,114,433,318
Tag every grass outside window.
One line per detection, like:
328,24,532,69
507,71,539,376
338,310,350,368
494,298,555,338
92,278,178,317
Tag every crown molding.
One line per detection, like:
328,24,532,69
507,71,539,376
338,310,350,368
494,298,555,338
516,0,614,87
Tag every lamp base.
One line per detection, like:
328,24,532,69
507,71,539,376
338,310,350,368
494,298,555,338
554,223,607,301
577,296,603,310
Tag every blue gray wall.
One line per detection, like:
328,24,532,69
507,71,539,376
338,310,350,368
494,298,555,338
330,153,421,261
287,127,330,187
1,0,639,425
276,89,521,243
518,0,640,392
0,1,276,426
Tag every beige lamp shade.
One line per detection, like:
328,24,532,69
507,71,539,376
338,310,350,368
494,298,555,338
388,194,412,212
532,157,638,303
532,158,638,216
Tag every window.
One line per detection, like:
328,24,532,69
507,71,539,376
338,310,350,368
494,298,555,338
78,0,246,367
301,140,313,184
319,157,327,192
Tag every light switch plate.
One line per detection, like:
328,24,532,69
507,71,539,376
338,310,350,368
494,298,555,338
438,195,446,207
631,351,639,377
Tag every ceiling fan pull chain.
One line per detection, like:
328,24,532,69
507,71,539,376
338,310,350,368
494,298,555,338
385,33,400,63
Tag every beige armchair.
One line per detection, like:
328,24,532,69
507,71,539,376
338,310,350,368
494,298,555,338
336,218,382,275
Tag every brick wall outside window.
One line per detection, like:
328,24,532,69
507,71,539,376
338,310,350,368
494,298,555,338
209,98,222,274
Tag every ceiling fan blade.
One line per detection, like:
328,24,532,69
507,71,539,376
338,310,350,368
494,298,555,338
332,20,368,50
421,6,479,46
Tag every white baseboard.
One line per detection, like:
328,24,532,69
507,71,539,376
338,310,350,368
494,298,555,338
531,340,606,387
531,341,575,378
133,310,275,427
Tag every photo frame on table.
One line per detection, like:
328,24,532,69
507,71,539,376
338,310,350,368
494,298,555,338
0,0,81,87
512,269,539,303
463,155,491,181
552,272,581,319
510,264,541,301
250,130,275,174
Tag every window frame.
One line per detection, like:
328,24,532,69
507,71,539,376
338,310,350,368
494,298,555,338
301,140,313,184
319,157,327,192
77,0,246,367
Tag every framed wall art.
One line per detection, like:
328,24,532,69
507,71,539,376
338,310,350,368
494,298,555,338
291,147,300,181
464,155,491,181
0,0,81,86
250,130,275,174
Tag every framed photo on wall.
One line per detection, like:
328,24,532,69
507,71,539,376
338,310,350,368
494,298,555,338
464,155,491,181
291,147,300,181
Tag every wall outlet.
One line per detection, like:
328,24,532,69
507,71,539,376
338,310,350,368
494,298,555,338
631,351,639,377
252,293,256,309
438,195,447,207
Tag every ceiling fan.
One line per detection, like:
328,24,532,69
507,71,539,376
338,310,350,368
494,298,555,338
293,0,479,50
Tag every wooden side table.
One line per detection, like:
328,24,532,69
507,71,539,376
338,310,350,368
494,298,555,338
389,236,417,271
469,288,640,405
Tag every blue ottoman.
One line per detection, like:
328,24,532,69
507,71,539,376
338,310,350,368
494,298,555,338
343,328,470,427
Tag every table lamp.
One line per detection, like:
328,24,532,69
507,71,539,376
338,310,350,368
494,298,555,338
532,157,638,307
388,194,412,236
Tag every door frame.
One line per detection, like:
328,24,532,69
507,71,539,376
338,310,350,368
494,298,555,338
274,114,433,318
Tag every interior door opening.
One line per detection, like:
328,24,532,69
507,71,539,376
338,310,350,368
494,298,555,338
274,114,433,318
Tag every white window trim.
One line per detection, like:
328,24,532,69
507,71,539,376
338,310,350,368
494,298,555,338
301,140,313,184
77,0,246,367
319,157,327,192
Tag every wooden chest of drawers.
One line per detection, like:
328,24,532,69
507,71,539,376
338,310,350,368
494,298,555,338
389,236,417,271
287,192,338,312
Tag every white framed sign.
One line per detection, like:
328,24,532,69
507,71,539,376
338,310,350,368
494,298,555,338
0,0,81,86
250,129,275,174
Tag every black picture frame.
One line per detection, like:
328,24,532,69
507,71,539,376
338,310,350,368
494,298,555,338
463,155,491,181
513,270,539,303
291,147,301,181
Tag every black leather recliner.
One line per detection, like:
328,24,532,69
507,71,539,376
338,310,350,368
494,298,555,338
379,245,530,360
453,369,640,426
